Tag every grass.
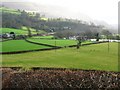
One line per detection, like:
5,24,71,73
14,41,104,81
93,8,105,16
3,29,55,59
1,7,49,21
27,38,92,47
40,17,48,21
1,7,21,14
27,38,77,47
21,26,36,32
1,27,46,35
31,35,54,39
2,42,118,72
21,26,46,34
1,28,41,35
0,40,50,52
1,28,28,35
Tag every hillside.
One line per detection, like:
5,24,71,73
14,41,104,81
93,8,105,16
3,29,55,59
2,6,117,39
1,2,118,31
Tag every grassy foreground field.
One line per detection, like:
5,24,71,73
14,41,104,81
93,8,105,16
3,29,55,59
0,40,50,52
2,42,118,72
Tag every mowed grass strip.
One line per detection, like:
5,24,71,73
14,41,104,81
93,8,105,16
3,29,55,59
0,40,51,52
2,42,118,72
31,35,54,39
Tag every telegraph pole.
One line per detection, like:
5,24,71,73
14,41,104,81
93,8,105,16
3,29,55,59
50,29,56,52
107,35,109,52
53,31,56,52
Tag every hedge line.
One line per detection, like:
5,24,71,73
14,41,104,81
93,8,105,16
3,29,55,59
25,39,61,48
0,47,62,54
68,41,108,47
2,67,119,88
2,67,117,72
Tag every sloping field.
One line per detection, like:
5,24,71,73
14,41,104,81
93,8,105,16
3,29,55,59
1,28,28,35
0,40,51,52
27,38,77,47
20,27,37,34
27,38,92,47
1,28,38,35
1,7,21,14
2,42,118,72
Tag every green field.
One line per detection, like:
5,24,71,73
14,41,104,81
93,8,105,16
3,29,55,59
31,35,54,39
2,42,118,72
1,28,28,35
1,28,46,35
27,38,92,47
1,7,48,21
1,28,37,35
1,7,21,14
21,26,36,32
21,26,46,34
27,38,77,47
0,40,50,52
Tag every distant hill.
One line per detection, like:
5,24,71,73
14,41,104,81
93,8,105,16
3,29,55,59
1,2,118,33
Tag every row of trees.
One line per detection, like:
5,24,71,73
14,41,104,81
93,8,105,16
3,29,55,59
54,29,120,40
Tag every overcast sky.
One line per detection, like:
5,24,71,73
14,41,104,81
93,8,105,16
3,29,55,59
1,0,119,25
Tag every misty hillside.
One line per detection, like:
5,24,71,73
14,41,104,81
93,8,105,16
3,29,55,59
2,2,118,34
1,6,103,32
1,2,92,21
1,5,119,39
1,2,117,33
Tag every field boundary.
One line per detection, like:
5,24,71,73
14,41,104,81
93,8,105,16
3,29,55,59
1,67,118,72
30,38,53,40
2,67,119,88
25,39,61,48
0,47,61,54
68,41,108,47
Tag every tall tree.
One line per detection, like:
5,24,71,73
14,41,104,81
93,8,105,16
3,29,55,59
27,27,32,37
